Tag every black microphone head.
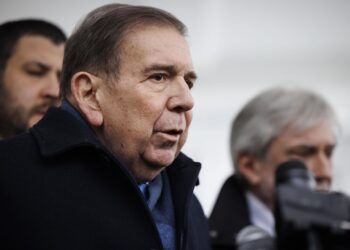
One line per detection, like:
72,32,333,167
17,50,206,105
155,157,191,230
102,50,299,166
275,160,315,189
236,225,275,250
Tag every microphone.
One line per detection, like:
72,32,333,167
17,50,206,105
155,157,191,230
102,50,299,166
274,160,350,250
236,225,275,250
275,160,315,189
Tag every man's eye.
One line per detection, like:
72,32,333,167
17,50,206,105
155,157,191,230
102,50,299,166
325,146,334,158
289,147,316,158
57,72,61,82
185,79,194,89
26,69,46,77
150,73,167,82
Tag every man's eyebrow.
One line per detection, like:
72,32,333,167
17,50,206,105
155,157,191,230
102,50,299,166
326,143,336,149
286,144,315,153
143,64,177,75
22,61,50,70
143,64,198,80
288,144,315,150
185,71,198,82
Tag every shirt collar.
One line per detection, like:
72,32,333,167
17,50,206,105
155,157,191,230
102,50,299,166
138,173,163,211
245,191,275,237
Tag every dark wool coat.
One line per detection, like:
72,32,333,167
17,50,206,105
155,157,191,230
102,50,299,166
0,108,210,250
209,175,251,250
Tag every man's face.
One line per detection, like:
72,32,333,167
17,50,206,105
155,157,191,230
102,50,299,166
249,122,336,208
97,26,196,182
0,35,64,138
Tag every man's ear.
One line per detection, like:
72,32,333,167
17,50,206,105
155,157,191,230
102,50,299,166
237,152,262,186
70,72,103,127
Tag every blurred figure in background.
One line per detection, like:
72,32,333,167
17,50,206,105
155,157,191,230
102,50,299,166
209,87,339,250
0,19,66,139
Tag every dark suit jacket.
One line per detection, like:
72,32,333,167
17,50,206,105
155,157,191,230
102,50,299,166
209,175,251,250
0,107,210,250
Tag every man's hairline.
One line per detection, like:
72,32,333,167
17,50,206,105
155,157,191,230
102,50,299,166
2,34,65,72
234,117,337,171
0,33,65,88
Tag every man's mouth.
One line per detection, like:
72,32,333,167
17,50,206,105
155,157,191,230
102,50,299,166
33,102,54,116
165,129,183,135
156,129,183,141
36,107,49,115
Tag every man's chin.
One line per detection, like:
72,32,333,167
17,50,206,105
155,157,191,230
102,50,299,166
134,151,177,181
146,151,177,169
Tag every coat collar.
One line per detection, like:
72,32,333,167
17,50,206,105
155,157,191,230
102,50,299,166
30,107,102,157
31,106,202,248
31,107,202,186
209,174,251,247
167,152,201,247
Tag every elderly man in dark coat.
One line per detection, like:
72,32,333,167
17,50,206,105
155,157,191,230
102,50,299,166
0,4,210,250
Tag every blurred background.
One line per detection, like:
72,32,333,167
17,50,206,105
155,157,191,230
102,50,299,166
1,0,349,215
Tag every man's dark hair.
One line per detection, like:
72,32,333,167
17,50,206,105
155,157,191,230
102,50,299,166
60,3,187,98
0,19,67,83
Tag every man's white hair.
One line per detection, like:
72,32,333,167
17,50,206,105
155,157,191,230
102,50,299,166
230,87,340,170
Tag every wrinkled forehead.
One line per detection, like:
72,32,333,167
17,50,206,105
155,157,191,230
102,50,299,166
120,23,186,50
275,120,337,147
120,24,193,67
286,118,337,139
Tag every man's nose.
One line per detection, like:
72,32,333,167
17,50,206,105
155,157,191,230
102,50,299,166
167,78,194,112
308,154,332,191
42,73,60,100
